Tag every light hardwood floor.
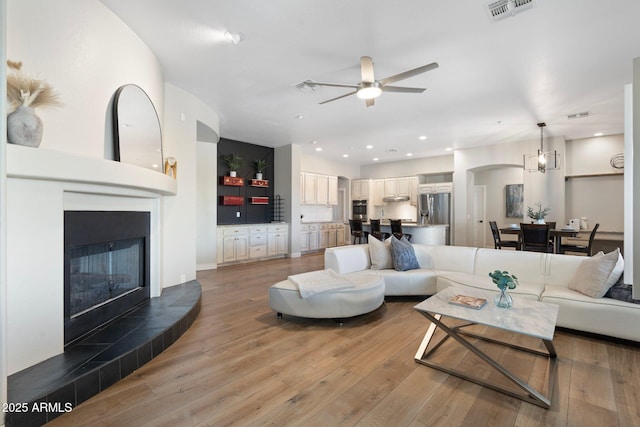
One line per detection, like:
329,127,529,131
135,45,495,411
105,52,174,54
49,251,640,426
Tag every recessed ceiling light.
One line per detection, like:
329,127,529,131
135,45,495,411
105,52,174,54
406,153,413,157
419,135,427,140
366,145,373,149
343,154,349,158
373,158,379,161
445,147,453,151
315,147,322,152
593,132,604,137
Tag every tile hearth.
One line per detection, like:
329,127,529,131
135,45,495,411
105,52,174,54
6,281,201,427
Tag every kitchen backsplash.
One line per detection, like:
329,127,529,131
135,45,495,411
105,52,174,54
371,202,417,222
301,205,335,222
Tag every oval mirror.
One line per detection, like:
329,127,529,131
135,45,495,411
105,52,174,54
113,84,163,172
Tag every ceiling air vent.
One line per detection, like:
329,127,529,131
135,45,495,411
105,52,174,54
486,0,534,22
568,111,590,119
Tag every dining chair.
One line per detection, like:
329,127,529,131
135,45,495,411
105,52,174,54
489,221,519,250
558,223,600,256
520,223,553,253
390,219,412,241
369,219,390,241
349,219,367,244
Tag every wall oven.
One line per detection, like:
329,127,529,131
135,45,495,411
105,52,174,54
352,200,368,221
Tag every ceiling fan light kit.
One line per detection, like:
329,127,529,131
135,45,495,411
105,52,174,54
305,56,438,107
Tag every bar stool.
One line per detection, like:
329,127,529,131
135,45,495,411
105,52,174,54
349,219,367,244
390,219,411,241
369,219,390,241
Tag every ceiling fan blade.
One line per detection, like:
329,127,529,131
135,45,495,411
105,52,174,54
366,98,375,107
360,56,375,83
306,81,359,89
319,90,358,104
379,62,439,86
382,86,426,93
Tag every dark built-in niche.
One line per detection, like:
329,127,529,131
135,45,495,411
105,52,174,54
218,138,275,224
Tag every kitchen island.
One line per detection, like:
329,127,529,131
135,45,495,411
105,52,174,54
361,221,449,245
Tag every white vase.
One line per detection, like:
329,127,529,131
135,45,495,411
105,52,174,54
7,105,44,147
536,219,546,224
230,171,237,177
256,172,263,180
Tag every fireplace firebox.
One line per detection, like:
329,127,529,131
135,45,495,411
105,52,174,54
64,211,151,346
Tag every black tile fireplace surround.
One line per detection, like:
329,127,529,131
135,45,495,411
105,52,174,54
6,281,201,427
64,210,151,346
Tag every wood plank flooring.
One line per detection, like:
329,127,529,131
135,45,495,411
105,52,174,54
48,251,640,426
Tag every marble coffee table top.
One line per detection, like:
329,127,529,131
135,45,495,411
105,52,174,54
414,286,559,341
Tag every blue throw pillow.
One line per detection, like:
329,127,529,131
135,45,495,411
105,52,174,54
390,235,420,271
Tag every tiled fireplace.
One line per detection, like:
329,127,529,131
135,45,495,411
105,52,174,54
64,210,151,346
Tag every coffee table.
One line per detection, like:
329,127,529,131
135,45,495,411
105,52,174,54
414,287,559,409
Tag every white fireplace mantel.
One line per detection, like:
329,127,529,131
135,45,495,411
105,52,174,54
7,144,177,195
6,144,175,375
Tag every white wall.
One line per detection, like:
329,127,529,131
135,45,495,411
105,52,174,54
196,141,218,270
301,153,360,178
361,154,454,179
7,0,164,158
163,83,219,283
566,134,624,176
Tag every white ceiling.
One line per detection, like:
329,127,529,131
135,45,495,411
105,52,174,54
100,0,640,166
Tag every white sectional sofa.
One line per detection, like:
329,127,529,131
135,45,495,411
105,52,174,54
324,244,640,342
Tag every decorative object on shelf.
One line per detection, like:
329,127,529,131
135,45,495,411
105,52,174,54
251,159,269,180
249,179,269,187
525,122,560,173
527,202,550,224
220,176,244,186
164,157,177,179
222,153,243,177
488,270,518,309
6,60,62,148
251,196,269,205
219,195,244,206
610,153,624,169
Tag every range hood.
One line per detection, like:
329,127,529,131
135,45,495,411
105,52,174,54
382,195,410,202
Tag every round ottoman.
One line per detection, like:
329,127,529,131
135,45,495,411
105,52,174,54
268,270,384,322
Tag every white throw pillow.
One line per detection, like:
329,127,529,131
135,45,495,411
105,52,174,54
368,234,393,270
569,248,624,298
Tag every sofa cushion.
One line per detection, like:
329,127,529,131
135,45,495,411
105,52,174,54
390,236,420,271
378,269,438,296
569,249,623,298
604,276,640,304
368,234,393,270
324,245,371,274
474,248,547,285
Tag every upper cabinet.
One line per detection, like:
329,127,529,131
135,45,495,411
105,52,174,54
372,179,385,206
302,172,337,205
351,179,370,200
419,182,454,194
410,176,419,206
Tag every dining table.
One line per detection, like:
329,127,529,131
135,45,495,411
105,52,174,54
499,226,579,253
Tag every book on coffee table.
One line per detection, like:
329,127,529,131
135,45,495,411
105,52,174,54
449,294,487,310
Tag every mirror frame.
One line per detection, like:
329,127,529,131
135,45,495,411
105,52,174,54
112,84,164,173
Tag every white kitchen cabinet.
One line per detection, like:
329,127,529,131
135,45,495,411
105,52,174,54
328,223,337,247
372,179,385,206
336,224,346,246
300,225,309,251
318,223,329,248
397,177,410,196
410,176,419,206
351,179,369,200
218,224,288,265
316,174,329,205
309,224,319,250
328,176,338,205
383,178,397,197
220,226,249,263
268,224,288,256
302,172,317,204
419,182,453,194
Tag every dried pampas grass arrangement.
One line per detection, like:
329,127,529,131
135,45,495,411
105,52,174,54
6,60,62,111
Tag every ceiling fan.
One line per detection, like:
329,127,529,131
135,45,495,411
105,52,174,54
304,56,439,107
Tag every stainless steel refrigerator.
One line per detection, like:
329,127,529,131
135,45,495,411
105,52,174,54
418,192,451,244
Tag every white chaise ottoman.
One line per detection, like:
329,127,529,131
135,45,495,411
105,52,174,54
268,270,385,322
